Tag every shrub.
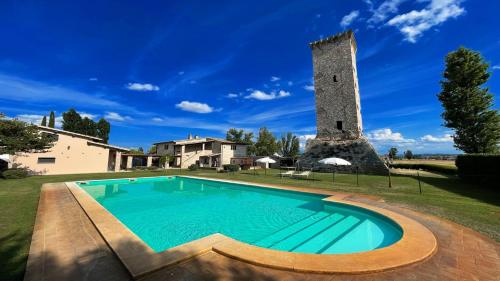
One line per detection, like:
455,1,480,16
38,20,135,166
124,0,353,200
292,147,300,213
2,168,29,179
455,154,500,182
188,164,198,171
389,163,457,175
223,164,240,172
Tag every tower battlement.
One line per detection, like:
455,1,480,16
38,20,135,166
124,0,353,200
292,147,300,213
309,30,357,52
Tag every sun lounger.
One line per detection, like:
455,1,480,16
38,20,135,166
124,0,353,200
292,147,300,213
292,171,311,179
280,171,295,178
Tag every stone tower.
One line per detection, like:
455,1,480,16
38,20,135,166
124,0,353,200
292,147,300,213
311,31,362,140
300,30,388,174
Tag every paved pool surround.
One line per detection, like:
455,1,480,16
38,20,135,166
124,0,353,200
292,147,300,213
66,176,437,279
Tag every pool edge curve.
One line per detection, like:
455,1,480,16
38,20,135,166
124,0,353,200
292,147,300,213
65,176,437,279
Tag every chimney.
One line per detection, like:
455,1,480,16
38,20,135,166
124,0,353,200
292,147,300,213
188,133,193,140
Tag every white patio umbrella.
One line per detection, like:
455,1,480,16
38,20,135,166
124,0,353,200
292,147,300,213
256,157,276,175
318,157,351,184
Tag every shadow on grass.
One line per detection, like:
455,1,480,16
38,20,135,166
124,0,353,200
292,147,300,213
408,173,500,206
0,231,31,281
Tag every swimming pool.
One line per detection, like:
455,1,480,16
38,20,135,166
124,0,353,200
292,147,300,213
77,176,403,255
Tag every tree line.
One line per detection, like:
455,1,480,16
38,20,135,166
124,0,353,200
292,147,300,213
226,127,300,157
41,108,111,144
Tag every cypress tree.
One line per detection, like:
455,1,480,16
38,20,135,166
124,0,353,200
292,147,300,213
438,47,500,153
48,111,55,128
40,116,47,126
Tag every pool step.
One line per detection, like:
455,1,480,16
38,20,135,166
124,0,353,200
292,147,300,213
270,213,345,252
292,216,362,253
254,212,331,248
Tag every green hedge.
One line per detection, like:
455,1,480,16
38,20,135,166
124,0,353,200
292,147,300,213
389,163,457,175
188,164,198,171
455,154,500,182
223,164,240,172
1,168,29,179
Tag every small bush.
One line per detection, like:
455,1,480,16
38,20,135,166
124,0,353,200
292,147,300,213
241,164,252,170
188,164,198,171
2,168,29,179
389,163,457,175
223,164,240,172
456,154,500,182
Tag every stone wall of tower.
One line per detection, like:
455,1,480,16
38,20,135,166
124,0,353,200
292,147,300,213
311,31,362,140
301,30,388,175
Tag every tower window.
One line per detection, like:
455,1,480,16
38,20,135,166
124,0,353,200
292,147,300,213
336,121,343,130
333,75,338,82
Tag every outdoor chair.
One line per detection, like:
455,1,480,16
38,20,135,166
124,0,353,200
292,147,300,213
279,171,295,178
292,171,311,179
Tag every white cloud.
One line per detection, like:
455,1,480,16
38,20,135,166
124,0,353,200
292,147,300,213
152,117,163,122
303,84,315,91
387,0,465,43
421,134,453,142
89,77,98,81
277,90,290,97
367,0,406,25
105,112,131,121
340,10,360,28
15,114,63,128
298,134,316,150
367,128,415,143
493,65,500,70
287,81,293,86
178,71,185,75
80,112,98,120
226,93,238,98
244,90,291,101
270,76,281,82
126,82,160,91
15,114,44,125
175,101,214,113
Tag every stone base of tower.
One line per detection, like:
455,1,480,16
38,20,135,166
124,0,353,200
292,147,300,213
299,137,389,175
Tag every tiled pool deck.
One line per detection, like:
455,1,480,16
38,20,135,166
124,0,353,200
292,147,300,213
24,181,500,281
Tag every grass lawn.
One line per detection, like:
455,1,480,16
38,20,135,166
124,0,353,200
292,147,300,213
1,168,499,281
393,159,457,167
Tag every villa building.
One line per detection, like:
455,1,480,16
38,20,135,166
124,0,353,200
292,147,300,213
154,134,248,169
6,126,131,175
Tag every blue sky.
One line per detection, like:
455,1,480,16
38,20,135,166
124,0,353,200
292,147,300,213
1,0,499,154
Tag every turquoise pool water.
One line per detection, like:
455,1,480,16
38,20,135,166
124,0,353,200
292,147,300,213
78,176,402,254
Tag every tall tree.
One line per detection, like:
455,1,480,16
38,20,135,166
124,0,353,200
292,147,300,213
243,131,256,156
388,147,398,159
277,132,300,157
40,116,47,126
148,145,157,154
226,128,244,142
96,118,110,144
80,117,97,136
0,114,55,154
62,108,83,133
254,127,277,156
438,47,500,153
404,150,413,160
48,111,56,128
226,128,255,155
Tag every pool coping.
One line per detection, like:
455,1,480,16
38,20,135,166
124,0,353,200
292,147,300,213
66,175,437,279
